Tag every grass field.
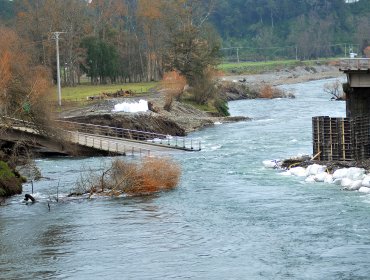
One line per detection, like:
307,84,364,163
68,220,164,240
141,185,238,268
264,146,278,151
218,58,336,75
52,59,336,102
54,82,158,101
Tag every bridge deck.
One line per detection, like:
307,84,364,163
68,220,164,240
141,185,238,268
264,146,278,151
3,117,201,156
339,58,370,71
57,120,201,152
67,131,187,156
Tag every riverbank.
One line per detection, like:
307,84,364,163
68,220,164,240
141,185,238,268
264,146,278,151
222,64,342,87
60,64,342,135
264,155,370,193
0,160,24,199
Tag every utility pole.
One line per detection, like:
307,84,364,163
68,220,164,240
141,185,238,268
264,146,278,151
51,32,65,106
295,45,298,61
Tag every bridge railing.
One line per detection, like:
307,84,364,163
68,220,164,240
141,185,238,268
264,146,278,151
58,120,201,151
339,58,370,71
67,131,151,156
2,116,37,129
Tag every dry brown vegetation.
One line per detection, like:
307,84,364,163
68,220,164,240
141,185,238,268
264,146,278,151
73,157,181,197
258,84,293,99
219,81,294,101
160,71,187,111
364,47,370,58
0,27,55,134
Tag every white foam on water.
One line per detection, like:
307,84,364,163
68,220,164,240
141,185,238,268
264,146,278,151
112,99,148,113
256,118,274,123
210,145,222,151
263,159,281,169
265,160,370,194
359,187,370,194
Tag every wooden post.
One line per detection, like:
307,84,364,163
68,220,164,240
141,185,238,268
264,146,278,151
317,118,321,160
342,119,346,160
329,119,333,161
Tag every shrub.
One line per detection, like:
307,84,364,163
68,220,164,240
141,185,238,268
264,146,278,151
218,81,259,99
0,161,22,197
214,99,230,117
259,85,275,99
123,157,181,195
364,46,370,58
161,71,187,111
72,157,181,197
258,84,293,99
189,68,220,105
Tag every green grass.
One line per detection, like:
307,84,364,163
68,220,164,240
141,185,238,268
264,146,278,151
0,161,22,197
53,82,158,101
0,161,15,180
181,97,219,113
218,58,336,75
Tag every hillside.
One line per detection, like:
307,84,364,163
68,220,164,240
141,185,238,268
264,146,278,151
211,0,370,61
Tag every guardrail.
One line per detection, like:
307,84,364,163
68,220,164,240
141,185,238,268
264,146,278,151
57,120,201,151
339,58,370,70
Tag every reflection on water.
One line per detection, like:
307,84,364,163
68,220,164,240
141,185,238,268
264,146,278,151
1,79,370,279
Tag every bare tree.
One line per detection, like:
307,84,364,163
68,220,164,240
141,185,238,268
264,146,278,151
324,80,344,100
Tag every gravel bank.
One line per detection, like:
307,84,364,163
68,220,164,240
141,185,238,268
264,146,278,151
222,64,343,86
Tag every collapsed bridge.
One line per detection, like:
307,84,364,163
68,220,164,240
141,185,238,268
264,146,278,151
313,58,370,161
1,117,201,157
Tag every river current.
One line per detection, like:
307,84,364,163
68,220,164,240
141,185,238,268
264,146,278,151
2,79,370,279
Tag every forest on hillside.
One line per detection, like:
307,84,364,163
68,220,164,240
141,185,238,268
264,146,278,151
211,0,370,61
0,0,369,86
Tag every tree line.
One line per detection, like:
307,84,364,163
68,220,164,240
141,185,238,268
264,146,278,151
0,0,219,87
211,0,370,60
1,0,370,87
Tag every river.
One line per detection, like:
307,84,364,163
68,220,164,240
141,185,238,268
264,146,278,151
2,79,370,280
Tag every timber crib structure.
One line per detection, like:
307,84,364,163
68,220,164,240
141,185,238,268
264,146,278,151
313,58,370,161
313,116,370,161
